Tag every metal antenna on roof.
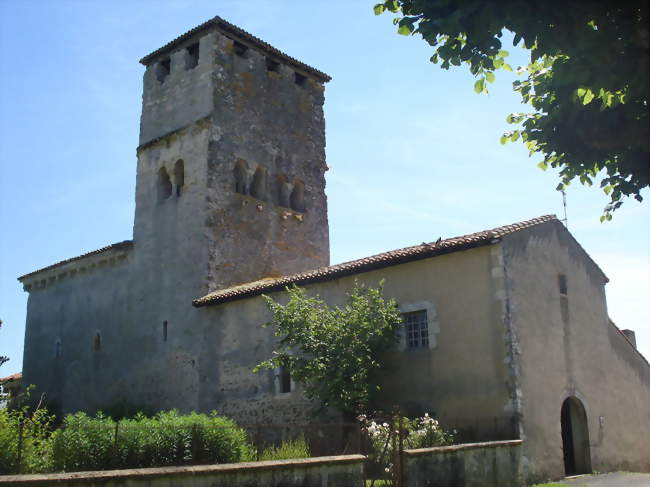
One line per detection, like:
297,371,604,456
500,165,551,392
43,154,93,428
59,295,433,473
561,190,568,228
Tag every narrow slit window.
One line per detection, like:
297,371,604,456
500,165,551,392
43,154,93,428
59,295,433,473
279,366,291,393
559,274,568,295
93,332,101,352
55,340,61,359
174,160,184,197
233,40,248,57
266,58,280,72
234,160,248,195
250,166,267,200
163,321,168,342
294,72,307,86
185,42,199,70
157,167,172,202
290,180,305,212
156,58,171,83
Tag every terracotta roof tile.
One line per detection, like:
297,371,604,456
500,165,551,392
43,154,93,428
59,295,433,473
0,372,22,383
193,215,557,307
139,16,331,83
18,241,133,281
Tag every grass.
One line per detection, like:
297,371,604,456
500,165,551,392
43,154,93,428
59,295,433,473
258,435,309,461
364,481,391,487
529,483,572,487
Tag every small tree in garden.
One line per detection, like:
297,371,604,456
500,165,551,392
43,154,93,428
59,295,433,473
359,413,455,486
254,282,402,416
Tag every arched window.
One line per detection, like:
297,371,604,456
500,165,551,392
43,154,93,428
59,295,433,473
174,160,185,197
234,160,248,195
250,166,267,200
93,332,102,352
157,167,172,202
290,180,305,212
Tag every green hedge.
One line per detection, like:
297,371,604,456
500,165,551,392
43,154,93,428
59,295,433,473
0,409,255,474
50,410,255,472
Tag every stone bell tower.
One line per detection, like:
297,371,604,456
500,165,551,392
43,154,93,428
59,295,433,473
133,16,331,296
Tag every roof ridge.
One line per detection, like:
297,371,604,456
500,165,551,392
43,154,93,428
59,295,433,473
193,214,557,307
139,15,331,82
18,240,133,281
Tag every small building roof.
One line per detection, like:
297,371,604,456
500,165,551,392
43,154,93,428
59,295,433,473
0,372,22,384
18,241,133,281
139,15,331,83
193,214,558,307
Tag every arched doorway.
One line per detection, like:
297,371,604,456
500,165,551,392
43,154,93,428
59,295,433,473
561,397,592,475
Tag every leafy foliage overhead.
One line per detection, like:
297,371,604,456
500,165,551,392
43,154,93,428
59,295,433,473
255,283,402,416
375,0,649,219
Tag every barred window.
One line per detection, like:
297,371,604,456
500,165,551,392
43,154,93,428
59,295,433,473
403,310,429,349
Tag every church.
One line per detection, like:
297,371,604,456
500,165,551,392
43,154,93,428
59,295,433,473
17,16,649,482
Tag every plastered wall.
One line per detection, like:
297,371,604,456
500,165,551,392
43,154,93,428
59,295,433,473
502,220,650,482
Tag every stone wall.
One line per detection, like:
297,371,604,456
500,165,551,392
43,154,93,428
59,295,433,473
402,440,523,487
0,455,365,487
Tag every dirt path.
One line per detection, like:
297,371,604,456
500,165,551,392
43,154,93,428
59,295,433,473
564,472,650,487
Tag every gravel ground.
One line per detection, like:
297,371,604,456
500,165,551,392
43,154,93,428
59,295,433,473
563,472,650,487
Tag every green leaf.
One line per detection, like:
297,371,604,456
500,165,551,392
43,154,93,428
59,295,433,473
582,89,595,105
373,4,385,15
500,134,508,145
398,22,414,36
486,71,496,83
474,78,485,94
397,18,415,36
387,0,400,12
498,50,509,57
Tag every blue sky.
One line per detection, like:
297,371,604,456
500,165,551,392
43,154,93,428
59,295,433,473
1,0,648,377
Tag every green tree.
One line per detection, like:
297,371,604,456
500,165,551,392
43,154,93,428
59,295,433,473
255,283,402,416
375,1,649,219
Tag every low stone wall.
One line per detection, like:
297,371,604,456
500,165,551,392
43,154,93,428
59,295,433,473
403,439,523,487
0,455,365,487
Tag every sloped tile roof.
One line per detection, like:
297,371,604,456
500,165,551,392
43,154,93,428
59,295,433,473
0,372,22,383
18,241,133,281
193,215,557,307
139,16,331,83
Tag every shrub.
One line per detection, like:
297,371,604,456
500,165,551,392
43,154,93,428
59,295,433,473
0,406,55,474
258,435,310,461
50,410,254,472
